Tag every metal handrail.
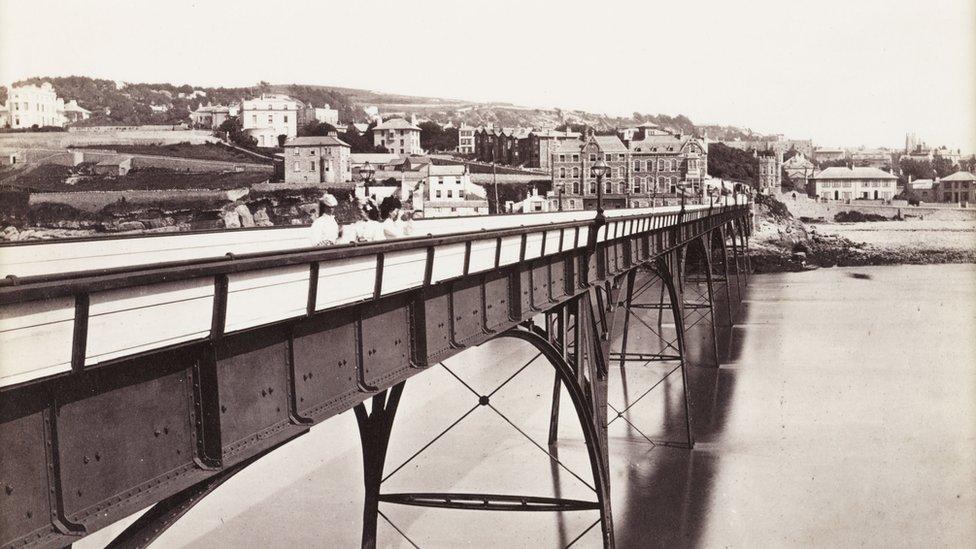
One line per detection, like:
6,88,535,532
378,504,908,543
0,202,750,304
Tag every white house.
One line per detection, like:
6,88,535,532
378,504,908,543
810,166,899,201
240,94,303,147
0,82,90,128
414,164,488,217
313,104,339,126
372,118,423,155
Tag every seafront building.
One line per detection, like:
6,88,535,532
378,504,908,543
934,171,974,204
809,166,898,201
548,129,708,210
0,82,90,128
756,151,782,195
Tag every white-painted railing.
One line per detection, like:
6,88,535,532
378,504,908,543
0,198,751,389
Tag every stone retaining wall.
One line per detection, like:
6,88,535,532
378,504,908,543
782,195,976,221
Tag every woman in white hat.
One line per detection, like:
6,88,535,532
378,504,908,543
309,193,340,246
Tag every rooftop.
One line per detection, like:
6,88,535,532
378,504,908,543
374,118,421,131
813,167,898,180
284,136,350,148
592,134,628,152
941,170,976,182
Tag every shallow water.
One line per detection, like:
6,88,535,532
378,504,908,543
80,263,976,548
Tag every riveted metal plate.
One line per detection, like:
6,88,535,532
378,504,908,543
361,296,412,391
216,328,292,463
518,266,534,318
0,410,53,547
531,261,551,309
421,286,452,364
550,257,568,301
450,277,485,346
57,366,197,524
483,271,511,331
292,314,362,421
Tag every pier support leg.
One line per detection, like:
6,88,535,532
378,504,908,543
355,383,405,549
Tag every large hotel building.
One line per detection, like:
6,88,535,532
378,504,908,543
548,127,707,211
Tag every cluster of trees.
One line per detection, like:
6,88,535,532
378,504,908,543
899,156,958,182
418,122,458,152
706,143,758,184
215,118,257,149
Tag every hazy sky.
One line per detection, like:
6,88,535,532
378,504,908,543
2,0,974,151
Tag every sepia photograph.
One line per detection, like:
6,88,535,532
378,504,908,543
0,1,974,547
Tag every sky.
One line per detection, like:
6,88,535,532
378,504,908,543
1,0,974,151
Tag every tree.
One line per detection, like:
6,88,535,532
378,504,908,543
707,143,758,185
298,120,337,137
932,155,955,178
419,122,458,152
899,158,934,181
339,122,388,153
215,117,257,149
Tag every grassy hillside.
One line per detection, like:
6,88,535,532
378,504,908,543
5,76,779,141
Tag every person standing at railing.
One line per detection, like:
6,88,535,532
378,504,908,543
338,195,385,243
309,193,340,246
380,195,411,239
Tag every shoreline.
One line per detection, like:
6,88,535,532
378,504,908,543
749,244,976,273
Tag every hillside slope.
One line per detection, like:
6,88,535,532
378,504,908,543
6,76,777,141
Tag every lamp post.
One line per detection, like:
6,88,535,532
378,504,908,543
591,157,609,225
360,161,376,199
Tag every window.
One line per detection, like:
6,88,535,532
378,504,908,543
447,189,453,198
559,154,566,162
293,149,300,156
459,190,465,199
589,154,596,162
588,181,596,194
658,159,665,171
633,177,642,193
560,167,566,178
267,114,273,124
618,154,625,161
252,115,257,124
618,182,626,194
310,161,316,171
605,154,611,161
572,167,579,177
604,180,612,193
435,189,442,198
634,160,642,172
293,162,301,172
572,154,579,162
572,182,580,194
310,149,316,155
570,199,576,207
284,115,288,123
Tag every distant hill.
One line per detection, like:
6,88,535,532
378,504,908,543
5,76,779,141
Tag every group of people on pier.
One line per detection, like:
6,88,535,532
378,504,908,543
309,192,412,247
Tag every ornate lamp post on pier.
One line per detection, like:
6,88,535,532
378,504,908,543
360,161,376,198
591,157,609,226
